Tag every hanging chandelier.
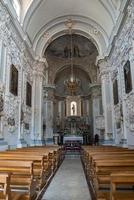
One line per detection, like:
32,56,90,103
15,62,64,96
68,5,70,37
64,19,80,96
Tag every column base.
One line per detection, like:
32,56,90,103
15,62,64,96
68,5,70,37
0,139,8,151
31,139,46,146
45,138,54,145
128,145,134,149
100,139,115,146
119,138,128,147
17,139,27,148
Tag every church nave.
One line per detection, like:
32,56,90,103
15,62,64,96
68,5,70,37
42,156,91,200
1,0,134,199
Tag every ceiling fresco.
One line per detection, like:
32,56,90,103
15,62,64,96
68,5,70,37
45,34,98,58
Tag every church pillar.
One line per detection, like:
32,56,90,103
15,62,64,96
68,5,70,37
90,84,102,139
31,61,45,146
17,61,27,147
0,83,8,150
44,85,55,144
0,11,9,150
98,58,114,144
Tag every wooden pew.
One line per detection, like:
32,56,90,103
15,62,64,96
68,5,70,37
0,145,64,199
4,150,55,176
10,147,60,173
0,154,48,190
3,146,63,186
0,160,36,200
81,146,134,200
0,172,10,200
110,172,134,200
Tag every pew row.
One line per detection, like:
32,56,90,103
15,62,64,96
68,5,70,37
0,145,64,200
81,146,134,200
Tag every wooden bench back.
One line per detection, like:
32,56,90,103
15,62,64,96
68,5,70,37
0,173,11,200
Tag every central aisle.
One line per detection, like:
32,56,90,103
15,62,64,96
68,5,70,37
42,156,91,200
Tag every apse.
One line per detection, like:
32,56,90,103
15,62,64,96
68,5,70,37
45,34,98,85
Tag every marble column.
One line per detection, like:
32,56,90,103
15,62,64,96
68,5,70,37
0,38,8,150
44,85,55,144
0,83,8,150
31,61,45,146
58,101,62,119
98,58,114,144
17,64,27,147
90,84,101,137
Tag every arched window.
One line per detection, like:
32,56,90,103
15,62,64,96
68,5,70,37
12,0,20,19
71,101,77,116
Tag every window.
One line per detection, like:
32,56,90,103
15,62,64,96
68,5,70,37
10,64,18,96
12,0,20,19
124,60,132,94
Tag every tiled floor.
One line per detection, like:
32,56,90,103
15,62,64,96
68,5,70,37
42,156,91,200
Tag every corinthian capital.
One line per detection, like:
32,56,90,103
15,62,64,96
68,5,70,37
97,57,109,68
33,60,45,76
97,57,112,77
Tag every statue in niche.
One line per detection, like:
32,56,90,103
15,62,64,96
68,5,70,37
124,60,132,94
10,65,18,96
72,104,75,115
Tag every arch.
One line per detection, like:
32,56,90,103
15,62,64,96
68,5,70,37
21,0,122,58
33,16,107,58
20,0,127,58
12,0,21,19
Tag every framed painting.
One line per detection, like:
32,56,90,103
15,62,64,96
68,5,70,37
9,64,18,96
113,78,119,105
26,82,32,107
124,60,132,94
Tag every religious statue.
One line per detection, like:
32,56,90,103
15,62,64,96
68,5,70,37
72,104,75,115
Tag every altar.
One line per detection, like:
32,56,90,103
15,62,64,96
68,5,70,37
63,135,83,144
